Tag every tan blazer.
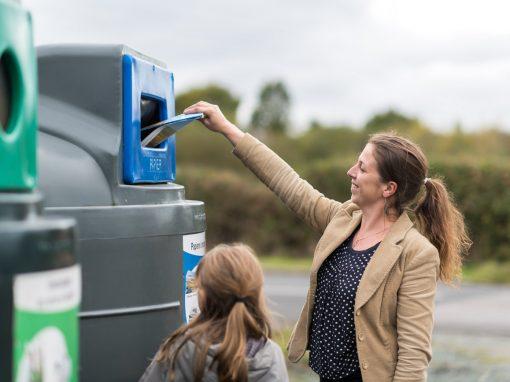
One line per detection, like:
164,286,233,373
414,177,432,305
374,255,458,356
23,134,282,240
233,134,440,382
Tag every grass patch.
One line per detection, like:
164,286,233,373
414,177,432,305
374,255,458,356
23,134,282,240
260,254,510,284
258,255,312,273
273,327,317,382
462,261,510,284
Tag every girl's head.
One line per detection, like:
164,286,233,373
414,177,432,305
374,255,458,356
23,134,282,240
348,132,471,283
156,243,271,382
196,243,267,327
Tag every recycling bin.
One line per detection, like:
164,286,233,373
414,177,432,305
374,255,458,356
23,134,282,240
36,44,206,381
0,2,79,381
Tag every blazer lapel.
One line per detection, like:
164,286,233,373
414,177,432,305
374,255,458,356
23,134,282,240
355,212,414,310
311,210,362,274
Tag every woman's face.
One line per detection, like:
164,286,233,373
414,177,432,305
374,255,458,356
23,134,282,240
347,143,387,208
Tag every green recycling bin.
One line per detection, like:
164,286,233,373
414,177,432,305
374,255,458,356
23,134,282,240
0,0,36,190
0,1,80,381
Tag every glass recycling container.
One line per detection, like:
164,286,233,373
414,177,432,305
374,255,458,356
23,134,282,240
0,2,80,381
36,44,206,381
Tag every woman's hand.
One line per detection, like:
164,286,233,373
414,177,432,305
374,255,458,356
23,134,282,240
184,101,245,146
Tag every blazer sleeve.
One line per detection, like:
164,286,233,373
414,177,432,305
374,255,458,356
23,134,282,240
394,246,440,382
233,133,343,233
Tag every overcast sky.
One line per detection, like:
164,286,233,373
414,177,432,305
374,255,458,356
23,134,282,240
23,0,510,132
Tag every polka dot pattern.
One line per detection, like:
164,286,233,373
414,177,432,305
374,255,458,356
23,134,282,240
309,231,379,380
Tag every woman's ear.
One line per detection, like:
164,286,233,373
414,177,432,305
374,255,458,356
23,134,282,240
383,181,398,198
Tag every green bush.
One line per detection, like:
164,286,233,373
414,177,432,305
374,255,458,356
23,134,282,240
431,162,510,262
177,166,320,257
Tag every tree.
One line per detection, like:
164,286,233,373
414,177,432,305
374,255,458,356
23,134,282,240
250,81,291,135
174,84,242,170
175,84,240,125
364,109,419,134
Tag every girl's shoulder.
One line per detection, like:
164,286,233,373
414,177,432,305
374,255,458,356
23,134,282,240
247,338,288,382
247,338,289,381
140,337,288,382
138,336,204,382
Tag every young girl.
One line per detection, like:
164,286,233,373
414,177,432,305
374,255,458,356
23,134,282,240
139,243,289,382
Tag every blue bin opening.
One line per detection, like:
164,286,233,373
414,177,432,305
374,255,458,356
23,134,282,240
140,94,168,150
122,54,176,184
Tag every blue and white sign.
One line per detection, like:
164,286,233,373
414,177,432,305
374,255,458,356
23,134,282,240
182,232,206,323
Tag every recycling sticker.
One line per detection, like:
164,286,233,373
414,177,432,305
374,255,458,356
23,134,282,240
13,264,81,382
182,232,206,323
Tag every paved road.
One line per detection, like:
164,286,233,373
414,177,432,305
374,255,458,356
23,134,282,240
264,272,510,381
263,271,510,336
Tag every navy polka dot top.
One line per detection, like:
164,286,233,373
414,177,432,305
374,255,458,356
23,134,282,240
309,229,380,380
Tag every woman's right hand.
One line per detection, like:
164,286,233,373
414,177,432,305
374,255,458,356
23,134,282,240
184,101,245,145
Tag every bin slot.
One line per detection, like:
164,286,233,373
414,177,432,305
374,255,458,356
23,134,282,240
0,53,12,131
140,96,165,147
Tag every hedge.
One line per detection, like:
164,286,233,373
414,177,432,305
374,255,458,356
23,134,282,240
177,160,510,262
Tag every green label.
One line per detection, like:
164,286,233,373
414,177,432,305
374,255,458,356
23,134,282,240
13,265,81,382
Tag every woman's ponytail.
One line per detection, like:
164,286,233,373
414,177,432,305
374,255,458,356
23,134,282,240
414,177,472,283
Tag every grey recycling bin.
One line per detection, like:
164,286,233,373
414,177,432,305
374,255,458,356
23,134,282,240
36,44,206,382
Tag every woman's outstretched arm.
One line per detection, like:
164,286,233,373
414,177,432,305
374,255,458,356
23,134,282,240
184,102,344,233
184,101,246,145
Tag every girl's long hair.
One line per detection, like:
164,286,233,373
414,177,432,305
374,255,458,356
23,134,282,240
155,243,272,382
369,133,472,283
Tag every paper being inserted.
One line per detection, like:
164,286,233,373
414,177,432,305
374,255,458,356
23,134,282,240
141,113,204,148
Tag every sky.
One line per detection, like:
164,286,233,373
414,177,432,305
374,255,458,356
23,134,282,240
22,0,510,132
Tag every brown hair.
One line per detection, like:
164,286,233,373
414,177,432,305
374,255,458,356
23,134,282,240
155,243,272,382
368,132,472,283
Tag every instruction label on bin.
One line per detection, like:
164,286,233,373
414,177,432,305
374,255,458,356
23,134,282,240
13,264,81,382
183,232,206,323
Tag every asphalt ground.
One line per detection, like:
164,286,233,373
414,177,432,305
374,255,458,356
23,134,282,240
264,271,510,381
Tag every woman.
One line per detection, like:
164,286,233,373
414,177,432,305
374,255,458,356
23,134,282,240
183,102,471,382
139,243,289,382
